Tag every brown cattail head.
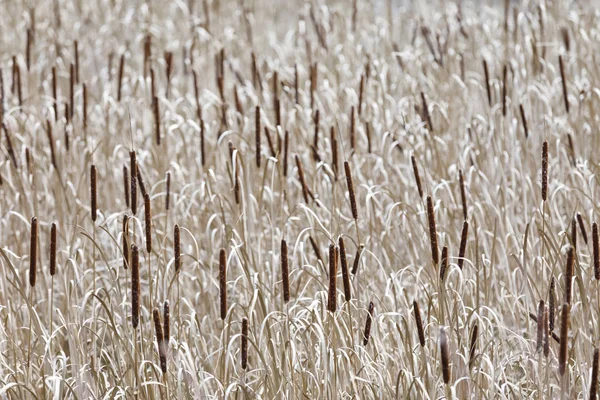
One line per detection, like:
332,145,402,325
163,301,170,346
536,300,545,353
131,244,140,329
440,246,449,281
459,169,467,220
46,120,57,170
117,53,125,102
309,235,323,265
427,196,439,265
90,164,97,222
29,217,38,287
541,141,548,201
153,308,167,374
74,40,79,84
501,64,507,117
411,155,424,199
576,213,588,245
220,248,227,320
312,110,320,161
137,166,147,198
458,221,469,269
590,348,599,400
571,218,577,251
421,92,433,132
69,63,74,120
281,239,290,303
283,130,289,177
559,55,569,114
241,318,248,369
549,277,556,332
174,224,180,272
363,301,374,346
350,106,356,150
565,247,574,304
344,161,358,220
594,222,599,280
296,155,314,203
122,215,129,269
165,172,171,211
339,237,351,301
255,106,261,168
483,59,491,107
469,323,478,368
144,193,152,254
153,96,161,145
130,151,137,215
519,104,529,138
50,222,57,276
358,74,365,116
52,66,58,120
327,244,338,313
414,301,425,347
440,327,450,385
558,304,569,376
123,165,130,208
543,307,550,358
351,244,364,275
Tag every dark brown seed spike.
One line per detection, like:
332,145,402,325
413,301,425,347
576,213,588,245
363,301,374,346
594,222,599,280
50,222,57,276
281,239,290,303
558,304,569,376
255,106,261,168
29,217,38,287
339,237,351,302
565,247,574,305
519,104,529,138
241,318,248,369
440,328,450,384
174,225,181,272
117,53,125,102
541,141,548,201
536,300,544,352
90,165,97,222
327,244,337,313
469,323,478,368
549,277,556,332
351,244,364,275
131,245,140,329
559,55,569,114
165,172,171,211
459,169,467,220
457,221,469,269
411,155,423,199
590,348,599,400
440,246,448,281
220,248,227,320
483,59,491,107
344,161,358,220
427,196,439,265
130,151,137,215
122,215,129,269
144,193,152,254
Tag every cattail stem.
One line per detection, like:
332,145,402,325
363,301,374,346
549,277,556,332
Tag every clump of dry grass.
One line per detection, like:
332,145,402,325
2,0,600,398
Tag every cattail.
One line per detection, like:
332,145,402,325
413,301,425,347
365,122,372,153
241,318,248,369
26,29,32,71
265,127,276,157
536,300,545,352
74,40,79,83
483,59,491,107
310,63,317,110
122,215,129,269
69,63,74,120
327,244,338,313
358,74,365,116
459,169,467,220
351,244,364,275
3,124,18,169
577,213,588,245
144,194,152,253
331,128,338,178
519,104,529,138
565,247,574,304
469,323,478,368
122,165,130,208
153,309,167,373
440,246,448,281
131,245,140,329
15,58,22,109
296,155,314,203
440,328,450,385
163,301,170,346
165,51,173,98
363,301,374,345
421,92,433,132
130,151,137,214
200,118,205,167
49,222,57,276
52,66,58,120
294,63,299,104
220,248,227,320
590,348,599,400
427,196,439,265
174,225,180,272
29,217,38,287
312,110,320,161
350,106,356,150
571,218,577,251
594,223,599,280
283,130,289,177
411,155,423,199
344,161,358,220
309,236,323,265
501,64,507,117
543,307,550,358
541,141,548,201
90,165,97,222
457,221,469,269
165,172,171,211
153,96,160,145
117,53,125,101
255,106,261,168
46,120,57,170
558,304,569,376
559,55,569,114
281,239,290,303
82,83,87,129
339,237,351,301
137,166,147,198
549,277,556,332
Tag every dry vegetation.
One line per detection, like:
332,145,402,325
0,0,599,398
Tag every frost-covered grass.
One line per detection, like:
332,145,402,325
0,0,598,398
